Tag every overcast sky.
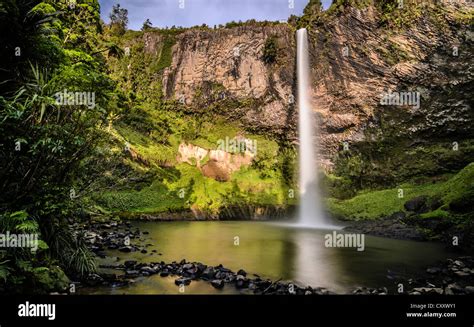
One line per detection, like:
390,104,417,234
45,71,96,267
99,0,334,30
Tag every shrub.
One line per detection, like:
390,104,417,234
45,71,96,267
262,37,278,64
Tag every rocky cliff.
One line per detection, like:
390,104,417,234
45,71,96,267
306,2,473,174
157,24,296,137
114,1,472,178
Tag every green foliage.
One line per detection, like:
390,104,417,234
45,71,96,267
377,0,423,28
114,123,177,165
225,20,244,28
0,211,71,293
334,153,368,189
0,65,111,212
0,0,112,292
279,145,297,187
53,230,96,278
109,3,128,36
155,34,176,72
327,163,474,220
334,139,474,191
322,174,355,199
118,105,172,143
375,40,410,65
95,179,185,214
251,137,279,178
303,0,322,16
142,18,153,31
222,20,280,29
262,37,278,64
0,0,63,94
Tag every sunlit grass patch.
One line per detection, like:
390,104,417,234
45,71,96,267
327,163,474,220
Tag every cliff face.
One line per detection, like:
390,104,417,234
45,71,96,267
141,24,297,136
111,2,473,182
136,3,471,171
306,4,473,170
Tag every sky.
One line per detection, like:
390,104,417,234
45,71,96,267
98,0,334,30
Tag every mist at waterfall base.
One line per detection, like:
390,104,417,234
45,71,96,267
293,28,341,230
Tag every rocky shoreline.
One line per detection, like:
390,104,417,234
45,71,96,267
97,259,334,295
342,196,472,249
343,211,425,241
76,220,473,295
82,255,474,295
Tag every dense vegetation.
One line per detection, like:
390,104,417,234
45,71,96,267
0,0,116,293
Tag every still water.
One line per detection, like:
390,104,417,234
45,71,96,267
83,221,453,294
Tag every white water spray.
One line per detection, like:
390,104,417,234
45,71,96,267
296,28,339,229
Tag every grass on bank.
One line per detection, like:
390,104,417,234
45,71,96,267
326,163,474,220
95,163,292,216
92,115,294,216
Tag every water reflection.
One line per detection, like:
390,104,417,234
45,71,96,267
291,229,341,291
84,221,453,294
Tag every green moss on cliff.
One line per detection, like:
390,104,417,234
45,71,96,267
327,162,474,220
154,34,176,72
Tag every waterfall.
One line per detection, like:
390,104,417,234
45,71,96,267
296,28,338,229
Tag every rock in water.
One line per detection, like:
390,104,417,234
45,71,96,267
235,275,249,289
119,246,133,253
211,279,224,289
175,277,191,286
124,260,137,268
237,269,247,277
201,267,215,280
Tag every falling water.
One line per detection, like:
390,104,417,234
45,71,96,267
296,28,338,229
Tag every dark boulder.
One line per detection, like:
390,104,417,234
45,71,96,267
118,246,133,253
429,196,443,211
224,274,236,283
202,267,215,280
404,196,429,213
235,275,249,289
389,211,406,220
124,260,137,268
125,270,140,277
182,263,194,270
140,266,156,274
237,269,247,277
426,267,441,274
196,263,207,274
175,277,192,286
449,190,474,213
211,279,225,289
